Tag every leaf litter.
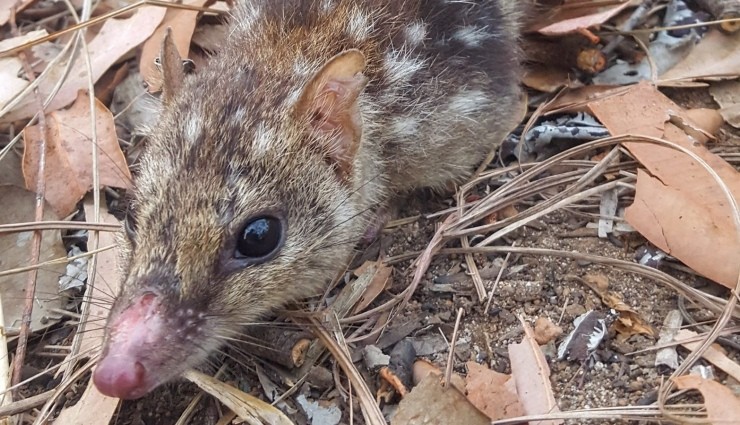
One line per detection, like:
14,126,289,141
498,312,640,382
0,0,739,424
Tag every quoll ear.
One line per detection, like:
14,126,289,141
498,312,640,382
159,28,185,104
296,49,368,180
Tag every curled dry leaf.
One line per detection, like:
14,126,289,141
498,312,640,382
508,317,563,425
536,1,632,36
587,82,740,289
465,361,524,421
1,5,166,124
23,91,132,217
581,274,656,338
183,369,295,425
672,375,740,424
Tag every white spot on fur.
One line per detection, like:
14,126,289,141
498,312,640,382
252,122,273,155
452,26,492,47
293,56,313,76
404,22,427,47
346,9,371,41
390,116,420,137
320,0,335,13
447,89,489,117
184,112,202,145
232,106,247,124
383,50,425,85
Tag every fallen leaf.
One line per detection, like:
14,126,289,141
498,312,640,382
0,0,12,26
140,0,211,92
0,30,48,112
675,329,740,382
523,65,577,93
684,108,725,136
537,1,633,36
587,82,740,289
353,261,392,313
392,374,490,425
411,359,465,393
672,375,740,424
78,197,120,356
23,91,132,217
660,30,740,84
1,6,166,123
0,185,64,333
184,369,295,425
581,274,656,338
54,376,119,425
465,361,524,420
709,80,740,128
508,317,563,425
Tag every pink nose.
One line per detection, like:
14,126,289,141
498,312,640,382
93,355,147,399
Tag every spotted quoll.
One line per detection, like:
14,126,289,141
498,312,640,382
94,0,523,399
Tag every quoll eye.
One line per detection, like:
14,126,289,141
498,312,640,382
236,216,283,259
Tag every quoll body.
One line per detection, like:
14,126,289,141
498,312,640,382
94,0,523,399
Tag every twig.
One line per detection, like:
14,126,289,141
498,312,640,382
9,8,48,393
443,308,464,388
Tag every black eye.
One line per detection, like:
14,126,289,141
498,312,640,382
236,216,283,259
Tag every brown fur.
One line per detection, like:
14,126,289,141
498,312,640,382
98,0,523,397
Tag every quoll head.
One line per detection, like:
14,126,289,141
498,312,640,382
93,31,371,399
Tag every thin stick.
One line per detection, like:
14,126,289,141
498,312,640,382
444,308,464,388
9,9,48,392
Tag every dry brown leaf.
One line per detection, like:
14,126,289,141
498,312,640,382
542,84,622,115
54,377,119,425
709,80,740,128
392,373,490,425
465,361,524,420
353,261,392,313
184,369,295,425
660,31,740,84
0,185,64,333
140,0,212,92
533,317,563,345
523,65,577,93
78,197,120,356
508,317,563,425
537,1,633,36
587,83,740,289
0,0,12,26
684,108,725,136
675,329,740,382
0,30,48,111
1,6,166,123
23,91,132,217
581,274,656,338
411,359,465,393
673,375,740,424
